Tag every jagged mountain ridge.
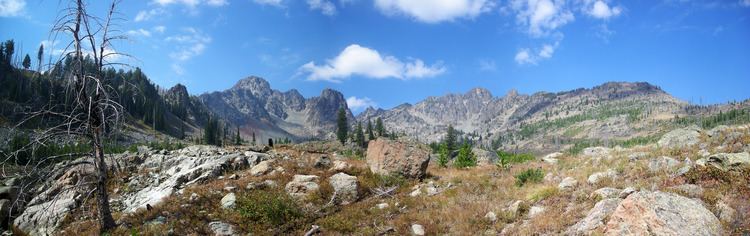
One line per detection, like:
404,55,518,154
356,82,690,152
199,76,354,142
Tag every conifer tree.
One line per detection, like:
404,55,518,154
366,119,375,140
375,117,385,137
22,54,31,69
336,107,348,144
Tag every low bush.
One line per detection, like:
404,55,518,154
515,168,544,187
236,190,302,227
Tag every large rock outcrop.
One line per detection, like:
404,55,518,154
604,191,723,235
658,125,702,149
366,138,430,179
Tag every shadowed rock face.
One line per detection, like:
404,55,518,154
200,76,354,141
366,138,430,179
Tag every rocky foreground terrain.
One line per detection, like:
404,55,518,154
2,123,748,235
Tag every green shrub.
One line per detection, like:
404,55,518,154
237,190,302,226
515,168,544,187
497,151,535,164
437,143,450,168
453,143,476,168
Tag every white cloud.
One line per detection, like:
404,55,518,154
127,29,152,37
741,0,750,7
165,28,211,75
152,0,227,7
510,0,575,37
0,0,25,17
586,0,621,19
134,8,166,22
307,0,337,15
515,42,559,65
300,44,446,82
375,0,494,23
254,0,285,7
347,96,377,111
478,59,497,71
153,26,167,33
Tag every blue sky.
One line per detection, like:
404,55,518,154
1,0,749,113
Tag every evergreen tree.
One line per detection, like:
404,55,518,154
252,132,256,145
453,142,476,168
37,44,43,71
234,127,242,145
445,125,457,153
3,40,14,65
354,122,365,148
375,117,385,137
366,119,375,140
336,107,348,144
438,142,450,168
22,54,31,69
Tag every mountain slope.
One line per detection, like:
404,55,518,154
199,76,354,142
357,82,691,153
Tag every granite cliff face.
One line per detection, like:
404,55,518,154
200,76,354,141
357,82,688,152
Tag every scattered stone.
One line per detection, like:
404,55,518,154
658,125,702,149
208,221,236,236
473,148,500,165
566,198,622,235
250,160,275,176
314,155,332,168
228,174,238,180
619,187,636,199
605,191,723,235
223,186,236,192
591,187,621,199
558,177,578,191
329,173,358,205
506,200,526,219
410,189,422,197
582,147,611,160
376,203,389,209
528,206,545,218
285,175,320,200
330,160,351,171
669,184,704,198
698,149,711,158
426,186,439,196
146,216,167,226
221,193,236,209
706,152,750,170
587,169,617,185
411,224,425,236
715,200,736,223
485,211,497,222
542,152,562,164
648,156,681,172
627,152,649,161
366,138,431,179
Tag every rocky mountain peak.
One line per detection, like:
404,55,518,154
232,76,271,93
466,87,493,100
165,83,191,106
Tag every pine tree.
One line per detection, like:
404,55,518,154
252,132,256,145
336,107,348,144
445,125,457,153
234,127,242,145
453,142,476,168
366,119,375,140
438,142,450,168
37,44,43,71
355,122,365,148
375,117,385,137
22,54,31,69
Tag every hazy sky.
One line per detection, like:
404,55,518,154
1,0,749,113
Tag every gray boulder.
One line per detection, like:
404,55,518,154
558,177,578,191
472,148,499,165
591,187,621,199
605,191,723,235
587,169,617,185
543,152,562,164
221,193,236,209
366,138,430,179
566,198,622,235
285,175,320,200
209,221,237,236
648,156,680,172
706,152,750,170
658,125,702,149
329,173,358,205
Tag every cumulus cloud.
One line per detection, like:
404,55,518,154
300,44,445,82
127,29,152,37
375,0,494,23
741,0,750,7
307,0,337,15
165,28,211,75
254,0,285,7
478,59,497,72
135,8,167,22
515,42,559,65
586,0,621,19
346,96,377,111
0,0,25,17
509,0,575,37
153,26,167,33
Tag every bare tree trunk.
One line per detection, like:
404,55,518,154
93,129,116,231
